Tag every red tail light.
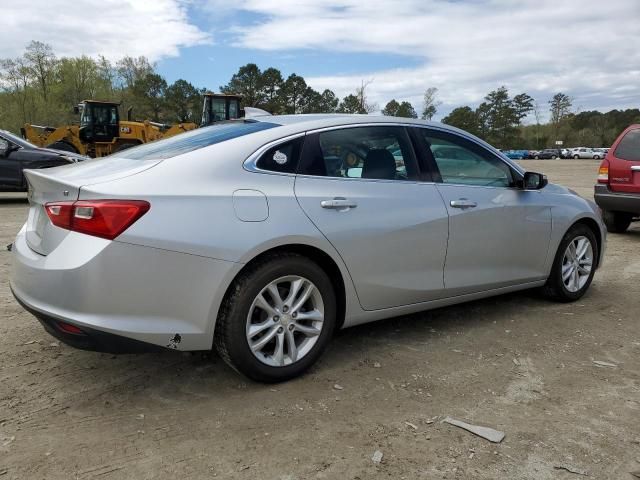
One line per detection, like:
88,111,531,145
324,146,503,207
45,200,150,240
597,159,610,184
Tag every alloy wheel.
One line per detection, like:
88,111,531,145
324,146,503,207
561,236,593,293
246,275,325,367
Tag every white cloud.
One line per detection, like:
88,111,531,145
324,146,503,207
208,0,640,118
1,0,210,62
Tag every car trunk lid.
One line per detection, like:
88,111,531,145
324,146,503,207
24,158,160,255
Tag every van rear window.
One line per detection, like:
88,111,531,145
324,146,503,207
110,121,278,160
614,129,640,161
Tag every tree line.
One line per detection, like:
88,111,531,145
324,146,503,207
442,88,640,149
1,41,638,149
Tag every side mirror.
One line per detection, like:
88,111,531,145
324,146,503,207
522,171,548,190
73,105,80,115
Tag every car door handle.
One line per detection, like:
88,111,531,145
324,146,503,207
320,198,358,210
450,199,477,209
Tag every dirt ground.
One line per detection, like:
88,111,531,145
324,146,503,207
1,160,639,479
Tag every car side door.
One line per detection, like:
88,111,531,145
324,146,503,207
0,137,24,188
294,125,449,311
411,127,552,296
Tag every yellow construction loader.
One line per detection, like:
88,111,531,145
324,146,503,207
22,93,243,158
21,100,199,158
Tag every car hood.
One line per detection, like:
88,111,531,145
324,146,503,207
39,147,89,162
544,183,573,195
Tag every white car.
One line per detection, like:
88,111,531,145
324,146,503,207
10,114,606,382
571,147,596,159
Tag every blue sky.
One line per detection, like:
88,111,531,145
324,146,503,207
3,0,640,120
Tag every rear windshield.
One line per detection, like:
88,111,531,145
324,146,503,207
614,129,640,161
110,120,279,160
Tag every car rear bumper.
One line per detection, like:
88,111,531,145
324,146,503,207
10,225,240,351
11,290,162,353
594,184,640,215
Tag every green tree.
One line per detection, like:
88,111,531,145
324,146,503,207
164,79,201,122
116,56,154,89
442,106,480,136
421,87,441,120
337,94,366,114
302,88,338,113
259,67,284,112
382,99,400,116
24,41,57,102
220,63,263,107
133,73,167,121
549,92,572,125
512,93,534,123
278,74,308,114
549,92,572,141
396,101,417,118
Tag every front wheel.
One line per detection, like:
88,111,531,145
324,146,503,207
602,210,632,233
573,155,580,159
542,224,598,302
214,253,337,382
46,141,78,153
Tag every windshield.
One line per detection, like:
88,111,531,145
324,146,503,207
81,103,118,127
109,120,279,160
0,130,36,149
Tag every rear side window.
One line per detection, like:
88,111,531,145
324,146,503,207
614,129,640,161
110,121,278,160
255,137,303,173
299,126,417,181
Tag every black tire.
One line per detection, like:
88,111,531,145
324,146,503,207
46,141,78,153
114,142,139,153
573,155,579,159
542,224,598,302
551,155,557,159
534,155,539,159
593,155,600,160
602,210,632,233
214,253,337,383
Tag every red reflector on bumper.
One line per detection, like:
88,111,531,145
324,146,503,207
56,321,85,335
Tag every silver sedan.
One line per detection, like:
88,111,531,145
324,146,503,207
10,114,606,382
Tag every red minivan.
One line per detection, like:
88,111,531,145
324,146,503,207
595,125,640,232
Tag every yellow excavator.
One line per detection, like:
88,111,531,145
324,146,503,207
21,93,243,158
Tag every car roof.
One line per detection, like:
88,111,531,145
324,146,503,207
251,114,488,143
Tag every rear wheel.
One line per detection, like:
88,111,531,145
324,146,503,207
602,210,632,233
534,155,539,159
214,253,337,382
114,142,139,153
542,224,598,302
551,155,557,159
573,155,579,159
46,141,77,153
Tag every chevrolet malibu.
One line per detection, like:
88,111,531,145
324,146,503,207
10,114,606,382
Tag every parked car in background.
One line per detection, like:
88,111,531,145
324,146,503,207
10,115,606,382
502,150,529,160
571,147,596,159
592,148,606,159
561,148,572,158
533,148,562,159
0,130,86,192
595,125,640,232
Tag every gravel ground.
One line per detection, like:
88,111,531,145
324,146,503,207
1,160,639,479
